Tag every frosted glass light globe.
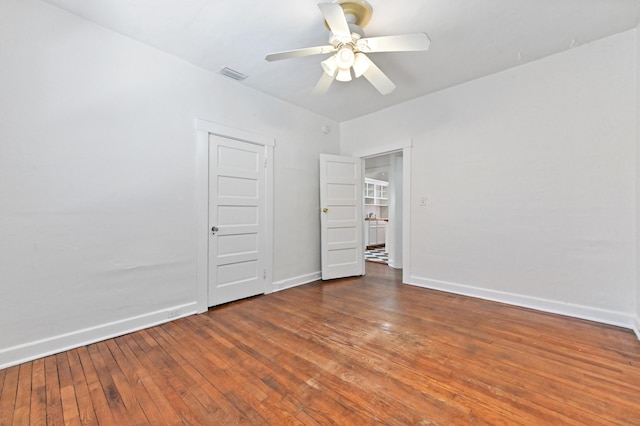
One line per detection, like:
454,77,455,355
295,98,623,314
335,47,355,69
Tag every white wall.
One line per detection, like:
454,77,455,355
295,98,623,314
0,0,339,368
342,30,637,328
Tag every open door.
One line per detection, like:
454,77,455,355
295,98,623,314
319,154,364,280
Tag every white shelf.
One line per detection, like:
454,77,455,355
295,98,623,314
364,178,388,206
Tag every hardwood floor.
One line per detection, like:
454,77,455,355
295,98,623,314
2,262,640,425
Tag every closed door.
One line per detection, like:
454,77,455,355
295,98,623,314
319,154,364,280
208,134,266,306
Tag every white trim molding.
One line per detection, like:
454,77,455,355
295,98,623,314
195,119,275,147
634,317,640,341
272,271,322,292
407,275,636,330
347,140,412,281
349,139,412,159
194,119,275,312
0,302,197,370
401,147,411,283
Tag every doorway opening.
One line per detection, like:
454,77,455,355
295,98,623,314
363,151,403,269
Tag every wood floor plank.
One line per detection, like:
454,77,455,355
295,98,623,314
258,291,501,421
12,362,32,426
147,325,257,424
84,343,132,425
43,356,65,426
170,315,320,424
75,346,119,426
146,324,274,425
208,305,476,425
162,319,311,425
181,314,366,424
326,299,606,424
65,350,97,426
28,358,47,426
93,341,148,425
2,262,640,424
55,352,81,426
123,331,211,425
111,335,183,425
0,368,6,396
0,366,19,426
172,316,326,425
103,338,169,425
133,328,224,424
118,333,195,425
369,291,640,422
230,294,515,425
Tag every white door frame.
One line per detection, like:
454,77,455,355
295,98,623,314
350,140,412,283
194,119,275,313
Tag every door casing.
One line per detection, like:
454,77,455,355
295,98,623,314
195,119,274,313
350,140,412,283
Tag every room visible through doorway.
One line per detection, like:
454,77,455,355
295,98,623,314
365,247,388,263
363,152,401,267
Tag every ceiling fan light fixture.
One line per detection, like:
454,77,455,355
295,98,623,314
335,47,355,69
352,52,370,77
321,55,338,76
336,67,352,82
265,1,431,95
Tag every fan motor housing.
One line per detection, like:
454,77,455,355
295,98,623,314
324,0,373,31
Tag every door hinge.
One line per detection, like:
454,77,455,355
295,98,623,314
263,269,267,280
264,158,267,168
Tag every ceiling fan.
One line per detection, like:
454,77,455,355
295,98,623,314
265,0,430,95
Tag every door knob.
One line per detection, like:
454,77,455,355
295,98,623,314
211,226,219,234
322,208,328,213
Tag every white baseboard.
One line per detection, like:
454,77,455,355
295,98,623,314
387,259,403,269
273,271,321,292
407,275,635,330
0,302,197,370
634,317,640,341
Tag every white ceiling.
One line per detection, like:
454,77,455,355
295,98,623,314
43,0,640,122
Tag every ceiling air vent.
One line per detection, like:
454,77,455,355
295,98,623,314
218,67,248,81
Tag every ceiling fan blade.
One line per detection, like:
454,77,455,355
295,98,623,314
359,55,396,95
312,71,335,95
357,33,431,53
318,3,351,41
265,45,336,62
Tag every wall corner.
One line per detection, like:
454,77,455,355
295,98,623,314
635,24,640,341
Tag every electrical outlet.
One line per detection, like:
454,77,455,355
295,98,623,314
419,196,427,206
167,309,180,319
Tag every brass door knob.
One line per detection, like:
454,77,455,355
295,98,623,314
322,208,328,213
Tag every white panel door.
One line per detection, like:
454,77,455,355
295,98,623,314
209,135,265,306
320,154,364,280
